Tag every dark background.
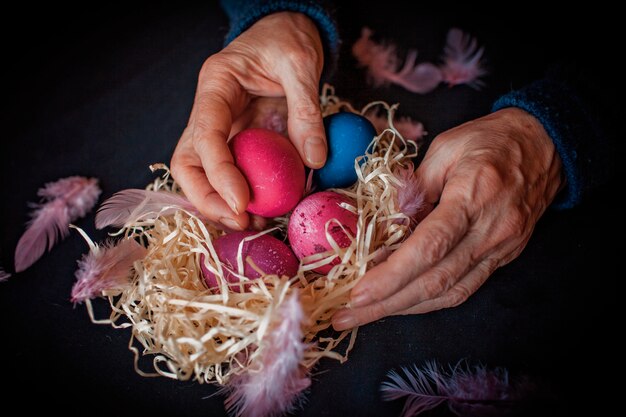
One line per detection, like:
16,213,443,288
0,3,621,416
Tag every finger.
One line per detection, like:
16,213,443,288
395,256,499,315
349,199,470,309
414,135,457,205
191,79,250,217
333,228,487,331
170,161,248,229
280,69,327,168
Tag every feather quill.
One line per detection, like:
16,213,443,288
95,189,202,229
382,361,532,417
71,227,146,303
14,176,101,272
224,292,310,417
0,268,11,282
441,28,487,88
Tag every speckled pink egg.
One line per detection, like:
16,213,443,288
287,191,358,274
230,128,305,217
201,231,299,292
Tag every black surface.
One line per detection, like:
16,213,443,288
0,4,621,417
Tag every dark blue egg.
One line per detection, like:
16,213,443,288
315,112,377,189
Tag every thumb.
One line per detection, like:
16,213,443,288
281,71,327,168
415,138,452,205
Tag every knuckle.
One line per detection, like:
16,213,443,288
500,244,526,266
205,160,233,180
482,257,501,275
291,101,321,123
199,55,230,83
284,45,317,69
478,162,506,192
421,224,455,266
367,302,390,323
192,120,229,149
498,207,530,241
170,160,182,180
445,285,471,307
421,272,451,298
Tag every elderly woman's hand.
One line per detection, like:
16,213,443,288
333,108,564,330
171,12,326,230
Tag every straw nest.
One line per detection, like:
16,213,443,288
86,85,420,386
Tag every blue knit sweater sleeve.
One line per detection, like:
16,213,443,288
219,0,339,79
492,74,615,209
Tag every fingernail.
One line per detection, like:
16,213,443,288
333,313,357,331
304,137,326,166
350,291,371,308
227,197,240,215
220,217,242,231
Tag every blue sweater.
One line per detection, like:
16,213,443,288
220,1,614,209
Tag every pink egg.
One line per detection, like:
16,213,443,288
200,231,299,293
230,128,305,217
287,191,358,274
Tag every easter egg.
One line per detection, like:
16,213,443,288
287,191,358,274
314,112,376,190
201,231,299,292
230,128,305,217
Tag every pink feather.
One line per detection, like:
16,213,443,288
394,117,426,142
363,111,427,142
394,163,425,223
14,176,101,272
0,268,11,282
441,28,487,88
352,27,442,94
95,189,202,229
262,110,287,135
224,292,310,417
71,238,146,303
381,361,533,417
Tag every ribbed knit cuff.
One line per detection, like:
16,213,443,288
492,79,599,209
220,0,339,81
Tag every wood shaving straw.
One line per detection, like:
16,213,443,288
91,85,420,386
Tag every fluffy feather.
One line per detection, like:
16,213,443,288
95,189,201,229
381,361,532,417
441,28,487,88
14,176,101,272
394,162,425,223
224,292,310,417
0,268,11,282
389,52,443,94
352,28,442,94
71,236,146,303
262,110,287,135
353,27,486,93
352,27,398,86
364,111,426,142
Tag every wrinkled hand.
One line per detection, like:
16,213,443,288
333,108,564,330
171,12,326,230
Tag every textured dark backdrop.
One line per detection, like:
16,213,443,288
0,3,621,416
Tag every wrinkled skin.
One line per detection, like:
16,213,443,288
171,12,326,230
170,12,564,328
332,108,563,329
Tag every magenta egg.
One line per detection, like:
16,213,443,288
200,231,299,292
287,191,358,274
230,128,305,217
